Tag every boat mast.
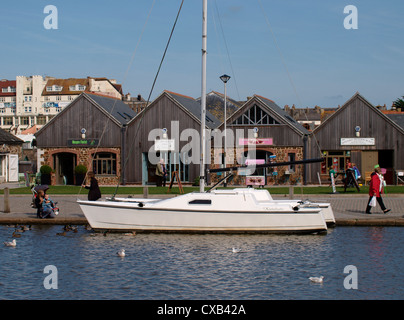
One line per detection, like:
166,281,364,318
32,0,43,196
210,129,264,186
200,0,207,193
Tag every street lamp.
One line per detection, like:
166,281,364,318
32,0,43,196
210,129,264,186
220,74,231,186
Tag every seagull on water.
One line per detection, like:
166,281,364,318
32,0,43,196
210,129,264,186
309,276,324,283
117,249,125,257
232,247,242,253
4,239,17,247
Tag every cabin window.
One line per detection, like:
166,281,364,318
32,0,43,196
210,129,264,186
92,152,117,175
188,199,212,205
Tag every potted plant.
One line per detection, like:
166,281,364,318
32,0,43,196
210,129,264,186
74,164,87,186
40,165,52,185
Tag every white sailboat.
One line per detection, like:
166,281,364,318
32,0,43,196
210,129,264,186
78,0,330,234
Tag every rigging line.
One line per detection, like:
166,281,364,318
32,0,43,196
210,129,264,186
213,0,241,102
77,0,156,198
111,0,185,199
257,0,322,157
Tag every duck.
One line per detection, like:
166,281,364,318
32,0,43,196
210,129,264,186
4,239,17,247
12,230,22,238
232,247,242,253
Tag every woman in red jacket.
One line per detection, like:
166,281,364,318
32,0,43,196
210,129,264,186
365,166,391,214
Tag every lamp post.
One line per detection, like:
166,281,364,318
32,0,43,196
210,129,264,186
220,74,231,186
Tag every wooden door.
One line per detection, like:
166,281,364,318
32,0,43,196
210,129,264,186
361,151,378,179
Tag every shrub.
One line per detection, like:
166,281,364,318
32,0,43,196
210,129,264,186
40,165,52,175
74,165,87,174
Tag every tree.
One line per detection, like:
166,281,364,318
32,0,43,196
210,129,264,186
393,96,404,110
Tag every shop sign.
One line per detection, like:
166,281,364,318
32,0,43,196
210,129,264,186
238,138,273,146
67,139,99,147
155,139,175,151
340,138,375,146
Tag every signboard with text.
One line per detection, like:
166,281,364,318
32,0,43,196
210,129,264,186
67,139,99,147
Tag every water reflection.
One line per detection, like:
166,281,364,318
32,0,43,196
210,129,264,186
1,225,403,299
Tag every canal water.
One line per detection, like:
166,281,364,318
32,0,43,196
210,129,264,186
1,225,403,300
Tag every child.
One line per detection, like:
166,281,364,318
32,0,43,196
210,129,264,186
42,194,56,218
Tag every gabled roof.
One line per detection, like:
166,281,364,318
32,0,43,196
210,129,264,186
198,91,243,122
164,90,221,129
0,79,16,97
386,113,404,131
313,92,404,135
0,128,23,144
35,93,136,137
224,94,310,136
84,93,136,125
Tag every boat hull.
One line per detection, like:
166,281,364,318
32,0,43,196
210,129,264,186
78,190,327,234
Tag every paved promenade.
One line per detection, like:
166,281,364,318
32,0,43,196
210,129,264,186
0,187,403,227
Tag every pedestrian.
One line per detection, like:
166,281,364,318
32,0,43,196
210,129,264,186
82,171,101,201
155,158,165,187
365,165,391,214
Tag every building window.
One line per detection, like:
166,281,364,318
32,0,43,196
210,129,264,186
321,151,351,174
20,117,29,125
232,104,279,125
46,85,63,92
93,152,117,175
3,117,13,125
69,84,86,91
37,116,46,125
288,153,295,172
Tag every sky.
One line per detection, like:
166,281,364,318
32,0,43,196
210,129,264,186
1,0,403,108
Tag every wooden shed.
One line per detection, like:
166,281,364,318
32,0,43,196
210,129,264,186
35,92,136,185
124,90,220,185
307,92,404,185
212,94,311,185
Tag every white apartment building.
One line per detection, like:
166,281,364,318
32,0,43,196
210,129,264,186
0,75,123,134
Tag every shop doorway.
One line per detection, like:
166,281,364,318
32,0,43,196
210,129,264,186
54,153,76,185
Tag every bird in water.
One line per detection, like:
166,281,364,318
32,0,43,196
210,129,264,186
4,239,17,247
117,249,125,257
309,276,324,283
232,247,241,253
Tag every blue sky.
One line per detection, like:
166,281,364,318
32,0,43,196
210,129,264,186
1,0,403,108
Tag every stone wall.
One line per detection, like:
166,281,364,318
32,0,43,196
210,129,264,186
210,146,304,186
39,147,121,185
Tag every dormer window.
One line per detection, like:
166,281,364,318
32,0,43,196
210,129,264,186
2,86,16,93
69,84,86,91
46,85,63,92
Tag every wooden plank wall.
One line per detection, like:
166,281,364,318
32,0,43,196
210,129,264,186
306,95,404,183
36,96,122,147
124,93,202,183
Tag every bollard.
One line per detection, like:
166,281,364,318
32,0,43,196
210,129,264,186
289,185,294,200
4,187,10,213
143,186,149,199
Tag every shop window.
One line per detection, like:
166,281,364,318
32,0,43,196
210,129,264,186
288,153,295,172
321,151,351,174
92,152,117,175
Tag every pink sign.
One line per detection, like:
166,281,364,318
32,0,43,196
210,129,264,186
245,159,265,165
246,176,265,186
239,138,273,146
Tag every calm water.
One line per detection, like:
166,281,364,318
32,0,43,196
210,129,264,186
1,225,403,300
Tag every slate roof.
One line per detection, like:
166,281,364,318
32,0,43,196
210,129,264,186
165,91,221,129
253,95,311,135
85,93,136,125
0,128,23,144
386,113,404,131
